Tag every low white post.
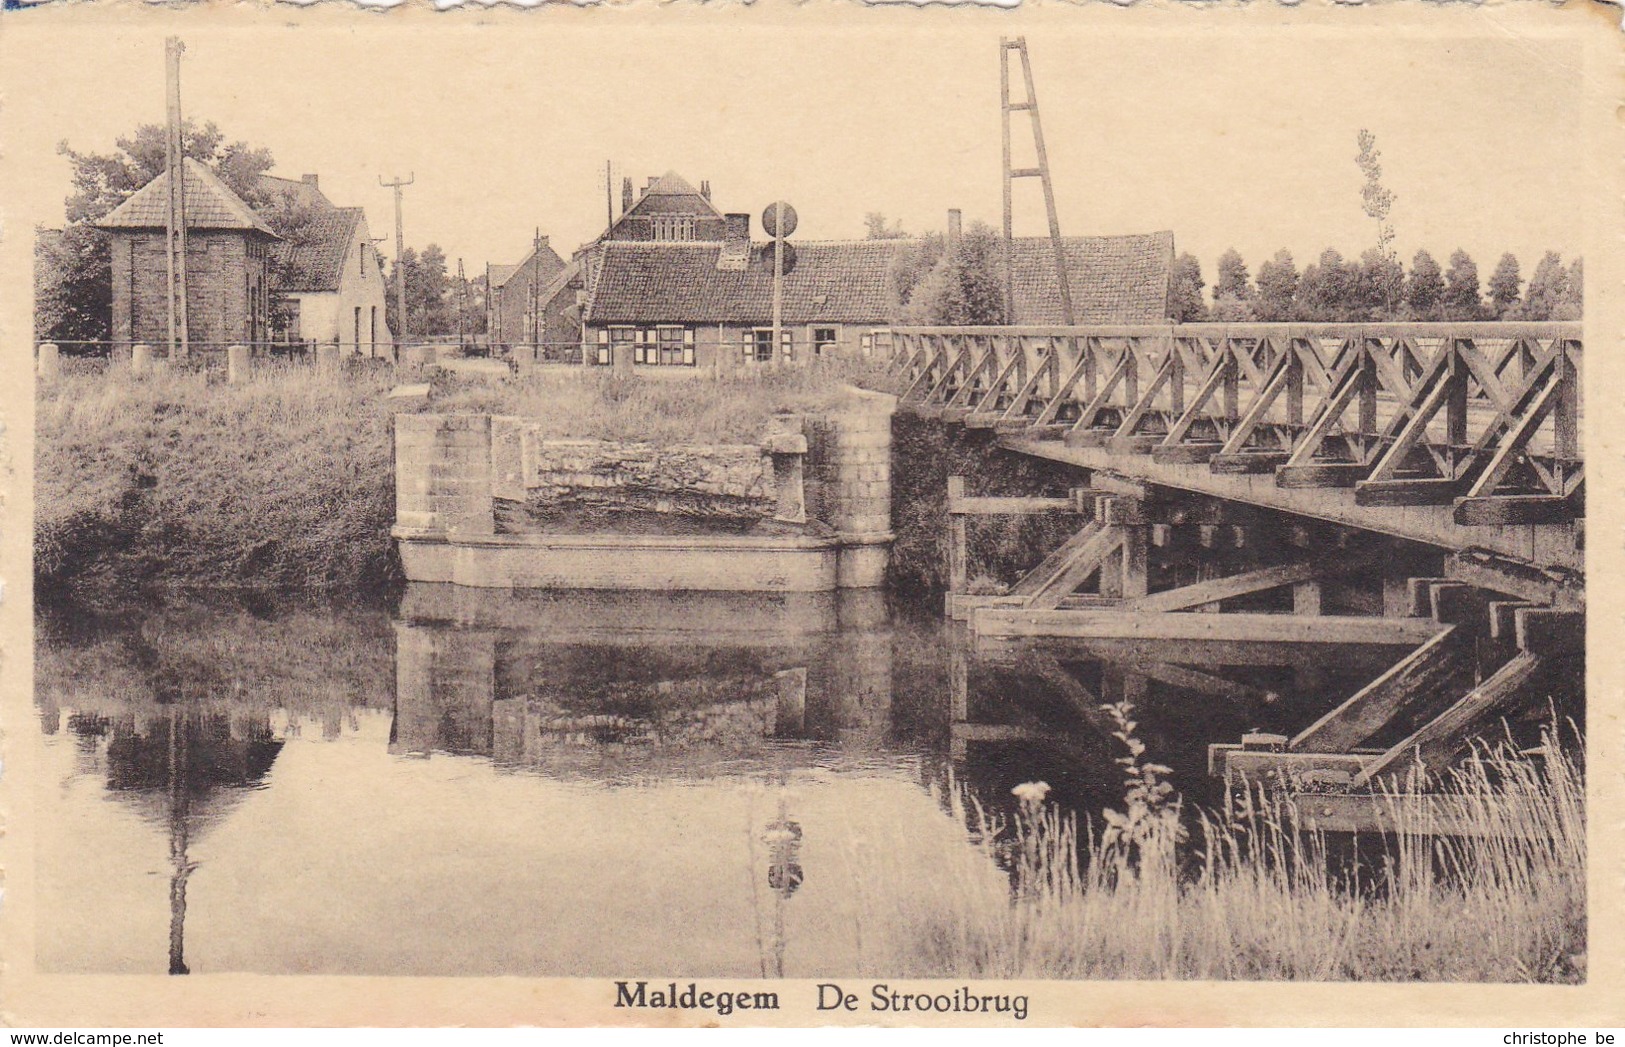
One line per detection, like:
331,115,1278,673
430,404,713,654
227,344,250,384
131,344,153,377
37,343,60,381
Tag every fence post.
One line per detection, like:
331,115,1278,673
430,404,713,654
946,476,967,616
316,343,341,376
37,343,60,381
227,344,250,384
131,344,153,377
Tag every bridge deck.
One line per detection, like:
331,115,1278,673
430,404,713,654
1002,436,1580,571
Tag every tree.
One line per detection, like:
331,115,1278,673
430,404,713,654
1214,248,1253,303
1350,247,1404,321
888,233,945,320
1555,257,1583,321
1211,248,1255,318
1519,251,1567,321
1355,129,1397,261
41,120,277,344
1487,253,1522,319
897,223,1005,325
1253,249,1300,322
1404,249,1445,320
386,244,457,339
1295,248,1354,322
1442,250,1485,321
1166,252,1207,323
34,225,109,343
863,212,909,240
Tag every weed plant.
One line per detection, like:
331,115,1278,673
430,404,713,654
850,710,1585,982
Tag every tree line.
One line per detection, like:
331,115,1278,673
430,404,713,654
1168,246,1582,325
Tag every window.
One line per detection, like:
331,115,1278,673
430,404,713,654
745,329,796,363
657,326,693,366
273,299,302,342
812,327,839,355
354,306,362,348
860,332,874,357
652,215,696,242
595,329,612,365
359,243,366,278
610,326,636,365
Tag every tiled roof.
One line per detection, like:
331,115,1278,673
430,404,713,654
257,173,334,212
271,207,363,292
584,233,1174,327
586,239,908,326
645,171,706,199
1010,232,1174,324
538,259,582,309
95,157,278,236
490,241,566,290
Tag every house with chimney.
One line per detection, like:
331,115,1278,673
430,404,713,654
258,173,392,355
576,199,1175,371
485,236,567,353
96,157,279,349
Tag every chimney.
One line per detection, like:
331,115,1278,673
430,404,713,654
537,235,549,250
718,213,751,271
947,209,963,250
621,177,633,216
700,180,711,201
301,173,320,189
647,176,659,190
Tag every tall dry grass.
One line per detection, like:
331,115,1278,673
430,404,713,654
431,355,902,445
849,714,1586,983
37,359,401,595
35,356,903,596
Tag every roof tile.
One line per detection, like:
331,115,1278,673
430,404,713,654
95,157,278,236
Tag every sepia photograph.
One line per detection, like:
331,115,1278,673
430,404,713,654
1,2,1618,1029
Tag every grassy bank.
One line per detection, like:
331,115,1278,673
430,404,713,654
37,360,402,599
35,357,903,597
848,717,1586,982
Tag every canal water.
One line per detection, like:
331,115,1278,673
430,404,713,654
34,586,1407,978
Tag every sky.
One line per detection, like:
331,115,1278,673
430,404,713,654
2,11,1595,283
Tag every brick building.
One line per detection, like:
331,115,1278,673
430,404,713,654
96,157,279,349
485,237,567,352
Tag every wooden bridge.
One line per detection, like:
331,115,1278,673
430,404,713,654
887,322,1584,811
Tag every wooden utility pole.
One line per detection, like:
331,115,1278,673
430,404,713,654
456,258,468,351
605,160,614,232
772,202,784,371
531,227,542,357
164,37,190,359
380,173,414,352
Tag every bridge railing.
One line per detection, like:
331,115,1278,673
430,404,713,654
884,322,1582,526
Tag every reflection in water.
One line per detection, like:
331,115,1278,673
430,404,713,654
35,586,1406,977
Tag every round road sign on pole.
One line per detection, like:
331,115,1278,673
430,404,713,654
759,241,797,275
762,201,798,239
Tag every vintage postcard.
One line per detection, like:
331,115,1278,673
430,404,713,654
1,1,1621,1029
